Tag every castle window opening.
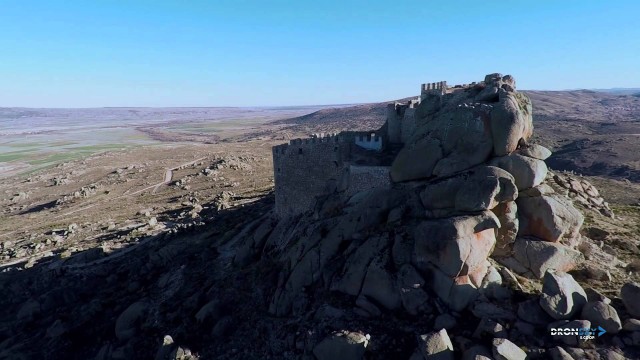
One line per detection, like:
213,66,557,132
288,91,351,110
298,148,303,155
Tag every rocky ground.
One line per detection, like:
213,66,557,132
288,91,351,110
1,85,640,359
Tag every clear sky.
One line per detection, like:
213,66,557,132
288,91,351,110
0,0,638,107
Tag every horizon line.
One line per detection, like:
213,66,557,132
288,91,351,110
1,87,638,109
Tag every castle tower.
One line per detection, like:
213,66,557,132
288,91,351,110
420,80,447,100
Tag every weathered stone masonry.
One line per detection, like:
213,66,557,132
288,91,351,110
344,165,391,197
273,131,392,218
273,134,349,218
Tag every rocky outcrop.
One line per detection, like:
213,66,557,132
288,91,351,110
260,74,592,318
212,73,613,359
391,74,534,183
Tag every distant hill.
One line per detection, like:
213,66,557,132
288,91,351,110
590,88,640,95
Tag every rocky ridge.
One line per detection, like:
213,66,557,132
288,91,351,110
229,74,640,358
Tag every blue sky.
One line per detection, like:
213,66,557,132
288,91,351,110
0,0,638,107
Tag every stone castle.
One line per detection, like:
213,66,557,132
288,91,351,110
227,73,634,359
264,73,588,312
272,79,478,218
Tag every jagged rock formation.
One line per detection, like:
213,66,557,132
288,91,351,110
254,74,587,316
226,73,638,358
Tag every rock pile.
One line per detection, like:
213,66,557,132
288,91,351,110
551,171,614,218
211,156,253,171
213,191,235,211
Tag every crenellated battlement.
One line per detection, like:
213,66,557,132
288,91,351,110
421,81,448,98
289,135,341,146
272,134,346,158
310,132,339,139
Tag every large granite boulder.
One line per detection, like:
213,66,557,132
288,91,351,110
413,212,498,278
359,251,402,311
621,282,640,318
429,264,481,312
390,138,443,183
331,236,390,296
518,144,552,160
490,87,533,156
581,301,622,334
516,194,583,243
419,166,518,214
513,237,583,278
490,153,547,191
492,338,527,360
539,271,587,320
391,106,494,182
417,329,454,360
115,301,150,341
517,299,554,326
397,264,431,315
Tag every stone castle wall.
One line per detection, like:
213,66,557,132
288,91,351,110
387,98,420,145
345,165,391,197
273,135,351,217
400,107,417,144
273,130,392,218
386,103,402,144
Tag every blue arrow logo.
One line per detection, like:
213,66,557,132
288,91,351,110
597,326,607,337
